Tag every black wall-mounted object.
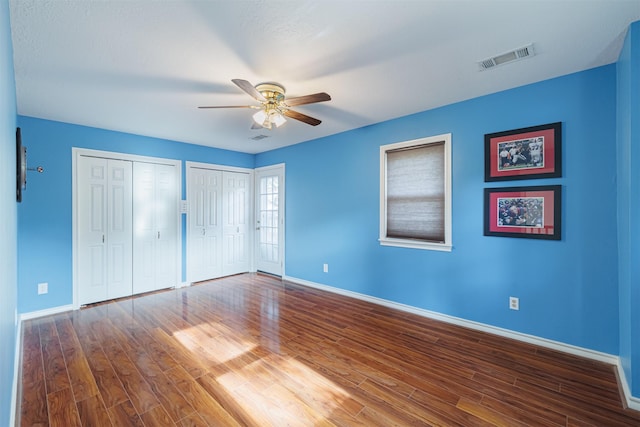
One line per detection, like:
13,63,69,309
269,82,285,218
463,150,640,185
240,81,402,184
16,127,26,202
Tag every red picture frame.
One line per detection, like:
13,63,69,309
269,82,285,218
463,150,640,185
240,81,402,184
484,122,562,182
484,185,561,240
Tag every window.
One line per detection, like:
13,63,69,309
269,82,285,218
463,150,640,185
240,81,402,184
380,133,452,251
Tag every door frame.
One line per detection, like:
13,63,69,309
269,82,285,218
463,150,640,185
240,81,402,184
185,161,255,283
72,148,182,309
255,163,285,277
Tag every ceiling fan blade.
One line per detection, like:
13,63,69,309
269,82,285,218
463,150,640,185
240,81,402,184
285,92,331,106
198,105,256,109
232,79,266,102
283,109,322,126
251,122,264,129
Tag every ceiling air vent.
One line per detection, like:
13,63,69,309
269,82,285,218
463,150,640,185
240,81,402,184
250,134,270,141
478,43,535,71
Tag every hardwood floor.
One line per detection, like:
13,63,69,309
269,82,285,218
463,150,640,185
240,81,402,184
18,273,640,426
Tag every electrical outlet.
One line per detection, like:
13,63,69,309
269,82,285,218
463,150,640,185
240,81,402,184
509,296,519,310
38,282,48,295
323,263,329,273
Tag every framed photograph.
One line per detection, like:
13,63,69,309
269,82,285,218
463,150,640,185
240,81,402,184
484,122,561,182
484,185,561,240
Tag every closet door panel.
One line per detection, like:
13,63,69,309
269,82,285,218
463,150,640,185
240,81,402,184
78,157,108,305
155,164,178,290
106,160,133,299
77,156,132,305
133,162,178,293
187,168,222,282
222,171,250,276
133,162,158,294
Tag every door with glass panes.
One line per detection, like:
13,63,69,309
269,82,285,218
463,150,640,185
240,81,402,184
255,165,284,276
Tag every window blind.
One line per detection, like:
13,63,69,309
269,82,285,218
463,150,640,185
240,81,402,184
386,142,445,242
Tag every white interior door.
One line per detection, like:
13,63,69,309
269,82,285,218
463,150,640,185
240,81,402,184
187,167,222,282
255,165,284,276
77,156,132,305
222,171,250,276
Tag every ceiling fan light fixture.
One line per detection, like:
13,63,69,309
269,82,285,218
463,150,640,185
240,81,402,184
252,109,267,125
272,112,287,127
253,108,287,129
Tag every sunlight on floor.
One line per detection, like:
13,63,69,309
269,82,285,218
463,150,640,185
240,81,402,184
172,326,352,422
218,353,352,425
173,327,257,365
169,282,355,424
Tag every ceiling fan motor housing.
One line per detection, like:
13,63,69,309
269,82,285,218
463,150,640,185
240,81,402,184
255,82,286,103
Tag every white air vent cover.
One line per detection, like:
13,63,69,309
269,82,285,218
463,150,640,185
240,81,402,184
478,44,535,71
250,134,269,141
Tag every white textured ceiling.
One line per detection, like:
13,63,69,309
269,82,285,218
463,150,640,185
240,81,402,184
9,0,640,154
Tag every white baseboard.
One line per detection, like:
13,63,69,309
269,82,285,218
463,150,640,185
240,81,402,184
19,304,74,321
616,360,640,411
10,310,22,427
283,275,637,405
11,303,73,425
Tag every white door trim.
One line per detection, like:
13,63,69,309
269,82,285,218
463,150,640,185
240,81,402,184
185,161,255,283
72,147,182,309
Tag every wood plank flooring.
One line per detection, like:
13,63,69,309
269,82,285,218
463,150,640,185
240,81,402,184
18,273,640,426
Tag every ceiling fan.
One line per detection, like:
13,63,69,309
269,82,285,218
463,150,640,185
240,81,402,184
199,79,331,130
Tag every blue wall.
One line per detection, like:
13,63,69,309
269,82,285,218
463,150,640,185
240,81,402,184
16,117,254,313
617,21,640,397
257,65,620,355
0,0,18,424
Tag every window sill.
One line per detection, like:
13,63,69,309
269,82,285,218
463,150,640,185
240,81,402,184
379,238,452,252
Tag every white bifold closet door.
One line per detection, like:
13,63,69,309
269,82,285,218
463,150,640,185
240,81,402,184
77,156,133,306
187,167,250,282
133,162,178,294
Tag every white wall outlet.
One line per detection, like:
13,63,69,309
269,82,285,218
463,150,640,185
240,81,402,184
323,263,329,273
509,296,519,310
38,282,48,295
